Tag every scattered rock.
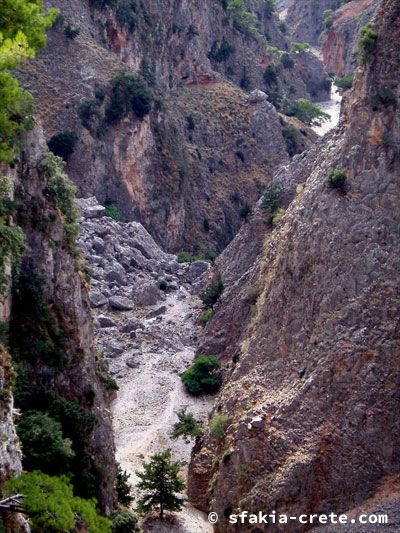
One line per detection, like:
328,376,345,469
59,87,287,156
120,318,141,333
98,315,117,328
146,306,167,319
109,296,134,311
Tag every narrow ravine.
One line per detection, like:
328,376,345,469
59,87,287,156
76,199,213,532
312,83,342,136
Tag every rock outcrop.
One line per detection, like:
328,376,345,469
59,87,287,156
189,0,400,530
18,0,329,252
321,0,379,77
3,134,117,515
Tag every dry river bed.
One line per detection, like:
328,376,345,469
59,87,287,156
100,287,213,532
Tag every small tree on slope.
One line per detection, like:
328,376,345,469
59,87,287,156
136,449,185,519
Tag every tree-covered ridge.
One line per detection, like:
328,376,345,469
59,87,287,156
0,0,58,162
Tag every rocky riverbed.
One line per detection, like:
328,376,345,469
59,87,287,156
77,198,213,532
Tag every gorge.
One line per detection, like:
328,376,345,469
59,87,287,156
1,0,399,532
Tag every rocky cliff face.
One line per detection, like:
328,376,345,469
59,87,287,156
18,0,329,253
321,0,378,77
189,0,400,529
1,132,117,516
277,0,349,46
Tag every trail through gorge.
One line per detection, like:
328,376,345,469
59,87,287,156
77,200,212,532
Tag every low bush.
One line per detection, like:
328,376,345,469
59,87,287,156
199,308,214,325
280,52,294,69
261,181,283,222
272,207,286,227
210,413,228,439
180,355,222,395
263,64,277,85
47,131,77,161
291,42,311,53
200,274,224,308
327,169,347,191
112,510,140,533
104,199,120,221
358,22,378,64
158,278,168,291
101,374,119,391
17,410,75,475
171,409,203,439
105,74,152,124
239,202,252,221
335,76,353,90
64,24,80,39
79,98,101,130
177,251,193,263
208,38,235,62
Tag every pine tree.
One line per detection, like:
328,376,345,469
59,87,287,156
136,449,185,519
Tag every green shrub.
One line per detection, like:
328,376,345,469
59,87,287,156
227,0,257,34
280,52,294,69
284,98,330,126
42,152,79,245
291,42,311,53
47,131,77,161
112,510,140,533
210,413,228,439
208,38,235,62
177,251,194,263
272,207,286,226
12,382,98,499
186,114,195,130
104,199,120,221
335,76,353,90
79,98,101,130
4,471,111,533
116,465,134,505
239,202,252,221
358,22,378,64
263,64,277,85
261,182,283,221
17,410,75,475
199,308,214,325
180,355,222,395
10,272,67,370
240,66,251,90
370,88,397,109
101,374,119,391
64,24,80,39
158,278,168,291
323,9,333,29
279,20,288,33
105,74,152,123
115,0,138,31
171,409,203,439
0,216,25,298
327,169,347,190
281,123,300,157
200,274,224,308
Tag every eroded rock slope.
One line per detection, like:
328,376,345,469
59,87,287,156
189,0,400,530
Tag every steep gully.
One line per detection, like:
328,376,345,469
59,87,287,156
77,81,342,532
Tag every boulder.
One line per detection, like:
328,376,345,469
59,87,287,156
146,306,167,319
97,315,117,328
109,296,134,311
120,318,141,333
135,283,163,306
76,197,106,219
246,89,268,104
187,260,210,281
89,290,108,308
